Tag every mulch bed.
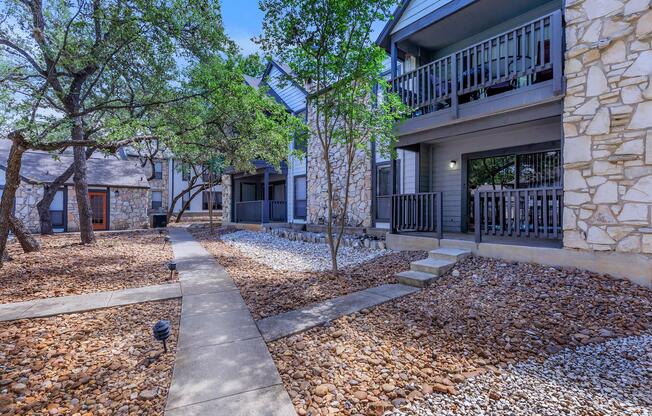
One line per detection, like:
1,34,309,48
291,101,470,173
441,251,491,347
1,231,174,304
268,256,652,415
0,299,180,415
190,226,427,320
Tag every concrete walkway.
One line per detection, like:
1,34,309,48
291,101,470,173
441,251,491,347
256,283,419,342
0,283,181,322
164,227,295,416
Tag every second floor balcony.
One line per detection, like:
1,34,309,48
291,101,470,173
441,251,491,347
387,9,563,137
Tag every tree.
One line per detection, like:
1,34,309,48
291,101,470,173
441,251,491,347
258,0,407,273
0,0,233,247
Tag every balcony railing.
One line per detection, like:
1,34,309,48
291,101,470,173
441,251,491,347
391,192,443,237
390,10,562,118
474,187,563,243
235,200,287,223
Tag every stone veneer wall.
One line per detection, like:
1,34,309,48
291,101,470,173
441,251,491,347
563,0,652,254
110,187,149,230
306,108,373,228
14,181,43,233
221,174,232,222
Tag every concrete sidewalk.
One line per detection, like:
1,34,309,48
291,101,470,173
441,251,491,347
164,228,295,416
0,283,181,322
256,284,419,342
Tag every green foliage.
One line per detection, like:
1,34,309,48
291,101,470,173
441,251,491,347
0,0,234,145
257,0,408,159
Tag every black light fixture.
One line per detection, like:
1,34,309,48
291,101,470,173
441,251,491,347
153,320,171,353
449,160,457,169
167,261,177,279
163,235,171,247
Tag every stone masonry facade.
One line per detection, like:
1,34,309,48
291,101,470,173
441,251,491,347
221,174,232,223
14,182,44,233
306,107,373,228
563,0,652,255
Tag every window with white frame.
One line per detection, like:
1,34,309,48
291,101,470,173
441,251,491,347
152,191,163,209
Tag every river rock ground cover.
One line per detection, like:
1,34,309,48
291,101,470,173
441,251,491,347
1,231,174,304
0,299,180,415
190,226,427,319
268,256,652,415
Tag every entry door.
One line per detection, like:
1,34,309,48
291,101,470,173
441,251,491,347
89,191,108,230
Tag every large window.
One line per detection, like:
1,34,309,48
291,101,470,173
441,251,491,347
202,191,222,210
294,176,307,219
153,161,163,180
152,191,163,209
49,189,65,229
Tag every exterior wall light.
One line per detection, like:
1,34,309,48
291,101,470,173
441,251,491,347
449,160,457,169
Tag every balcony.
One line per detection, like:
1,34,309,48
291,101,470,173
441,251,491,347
389,11,563,136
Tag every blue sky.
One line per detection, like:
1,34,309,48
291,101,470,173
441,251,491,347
221,0,388,56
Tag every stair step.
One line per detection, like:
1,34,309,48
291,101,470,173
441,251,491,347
429,247,472,261
411,258,456,276
396,271,436,288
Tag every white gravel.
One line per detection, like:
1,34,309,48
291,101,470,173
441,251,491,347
392,335,652,416
221,230,391,272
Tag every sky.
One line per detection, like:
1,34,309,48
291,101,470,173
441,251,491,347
221,0,388,56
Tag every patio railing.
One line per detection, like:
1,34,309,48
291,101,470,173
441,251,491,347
390,10,562,118
474,187,563,243
391,192,443,237
235,200,287,223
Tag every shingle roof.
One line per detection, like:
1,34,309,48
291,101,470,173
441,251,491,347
0,150,150,189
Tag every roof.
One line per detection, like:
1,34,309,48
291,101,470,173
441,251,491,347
0,150,150,189
244,74,262,89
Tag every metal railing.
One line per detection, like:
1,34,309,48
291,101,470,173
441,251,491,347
390,10,562,117
474,187,563,243
391,192,443,237
235,201,263,223
269,200,287,222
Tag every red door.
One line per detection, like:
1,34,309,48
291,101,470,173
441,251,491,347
89,192,107,231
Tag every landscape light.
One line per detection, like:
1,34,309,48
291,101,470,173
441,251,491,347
167,261,177,279
153,320,171,353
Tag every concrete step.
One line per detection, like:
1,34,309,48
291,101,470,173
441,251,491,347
429,247,473,261
439,239,478,251
396,270,437,288
411,258,456,276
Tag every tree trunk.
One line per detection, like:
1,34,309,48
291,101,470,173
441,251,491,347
9,215,40,252
208,176,214,233
71,117,96,244
0,134,27,267
37,147,95,235
175,186,205,223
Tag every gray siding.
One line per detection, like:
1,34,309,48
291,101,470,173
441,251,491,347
392,0,455,33
428,117,561,232
267,66,306,113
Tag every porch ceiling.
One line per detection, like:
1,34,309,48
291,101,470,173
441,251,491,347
402,0,554,51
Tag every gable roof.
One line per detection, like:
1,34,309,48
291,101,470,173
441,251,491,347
260,61,307,114
0,150,150,189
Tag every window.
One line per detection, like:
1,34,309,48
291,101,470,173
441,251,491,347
181,164,190,181
202,166,212,183
202,191,222,210
153,161,163,180
294,176,307,219
152,191,163,209
49,189,65,228
375,163,395,221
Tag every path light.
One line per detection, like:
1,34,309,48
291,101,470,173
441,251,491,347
153,320,171,353
163,235,170,247
167,261,177,280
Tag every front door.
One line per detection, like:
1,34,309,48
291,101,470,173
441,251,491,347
89,191,108,231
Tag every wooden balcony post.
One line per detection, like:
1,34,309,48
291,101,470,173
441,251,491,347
390,41,398,78
451,54,459,119
474,191,481,243
262,167,270,224
551,10,563,95
436,193,443,240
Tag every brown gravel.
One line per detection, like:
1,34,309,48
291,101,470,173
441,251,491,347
269,256,652,415
0,299,180,415
190,226,427,319
1,231,174,304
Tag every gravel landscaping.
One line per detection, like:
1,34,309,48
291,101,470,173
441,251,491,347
221,230,390,272
268,256,652,415
190,226,427,319
0,299,180,415
1,231,174,304
391,334,652,416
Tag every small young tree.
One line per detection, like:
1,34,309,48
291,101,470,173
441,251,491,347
258,0,407,273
